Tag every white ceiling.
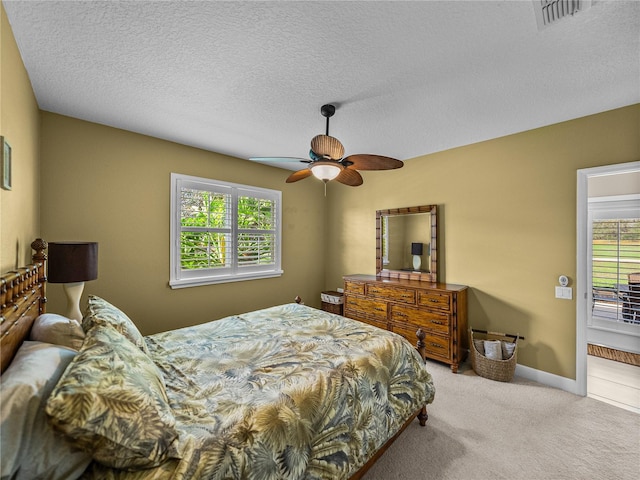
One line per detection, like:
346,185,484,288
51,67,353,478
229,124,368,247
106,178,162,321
4,0,639,171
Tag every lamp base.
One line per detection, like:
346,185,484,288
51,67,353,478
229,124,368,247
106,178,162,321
412,255,422,272
63,282,85,322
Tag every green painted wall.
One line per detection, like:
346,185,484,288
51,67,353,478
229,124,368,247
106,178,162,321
0,3,41,271
324,104,640,379
39,113,327,334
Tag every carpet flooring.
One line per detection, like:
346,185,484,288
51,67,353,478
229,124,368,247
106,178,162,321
364,360,640,480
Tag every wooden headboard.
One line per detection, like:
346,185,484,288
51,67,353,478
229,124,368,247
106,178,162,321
0,238,48,374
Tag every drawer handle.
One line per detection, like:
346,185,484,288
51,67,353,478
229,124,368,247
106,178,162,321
431,320,444,325
374,307,385,312
428,299,441,303
430,342,444,349
396,312,407,318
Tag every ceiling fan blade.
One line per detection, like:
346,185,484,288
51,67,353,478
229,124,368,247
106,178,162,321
286,169,313,183
342,154,404,171
249,157,311,163
335,168,363,187
311,135,345,161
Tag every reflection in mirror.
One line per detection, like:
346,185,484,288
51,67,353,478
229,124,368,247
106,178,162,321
376,205,437,282
382,213,431,271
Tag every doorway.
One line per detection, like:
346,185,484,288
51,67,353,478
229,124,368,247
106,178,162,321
576,162,640,412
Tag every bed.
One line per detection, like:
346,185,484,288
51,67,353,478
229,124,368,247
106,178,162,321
1,239,435,480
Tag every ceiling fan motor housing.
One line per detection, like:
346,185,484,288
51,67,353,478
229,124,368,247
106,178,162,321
311,134,344,161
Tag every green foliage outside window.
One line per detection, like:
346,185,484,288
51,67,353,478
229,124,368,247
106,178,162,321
592,219,640,289
180,189,275,270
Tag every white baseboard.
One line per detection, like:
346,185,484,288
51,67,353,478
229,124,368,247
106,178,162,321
515,363,580,396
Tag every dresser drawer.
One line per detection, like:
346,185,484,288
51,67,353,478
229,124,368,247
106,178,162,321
392,322,450,359
390,305,450,335
352,316,388,331
367,284,415,304
422,333,451,360
417,291,452,312
344,281,365,295
389,322,423,346
344,295,387,321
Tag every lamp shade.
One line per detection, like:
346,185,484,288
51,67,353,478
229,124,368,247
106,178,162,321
48,242,98,283
310,161,342,181
411,242,423,256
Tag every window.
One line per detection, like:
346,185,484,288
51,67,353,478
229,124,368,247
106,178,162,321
588,195,640,330
170,173,282,288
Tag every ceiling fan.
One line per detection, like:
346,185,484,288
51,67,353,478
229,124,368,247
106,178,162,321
250,104,403,187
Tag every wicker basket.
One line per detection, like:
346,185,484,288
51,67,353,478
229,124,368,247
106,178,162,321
321,291,344,315
469,329,518,382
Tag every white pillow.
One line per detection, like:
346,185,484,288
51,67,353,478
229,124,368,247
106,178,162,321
0,341,92,479
483,340,503,360
502,341,517,360
30,313,85,350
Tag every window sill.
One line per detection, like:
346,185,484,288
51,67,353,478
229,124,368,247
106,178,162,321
588,319,640,336
169,270,284,289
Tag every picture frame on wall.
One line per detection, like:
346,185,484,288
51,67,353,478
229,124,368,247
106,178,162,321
1,136,11,190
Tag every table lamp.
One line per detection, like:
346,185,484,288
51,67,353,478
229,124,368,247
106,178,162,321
48,242,98,321
411,242,424,272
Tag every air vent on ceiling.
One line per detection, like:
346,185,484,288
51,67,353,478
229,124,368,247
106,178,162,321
533,0,592,29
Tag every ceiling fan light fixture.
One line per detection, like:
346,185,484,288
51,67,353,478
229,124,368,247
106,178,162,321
310,161,342,182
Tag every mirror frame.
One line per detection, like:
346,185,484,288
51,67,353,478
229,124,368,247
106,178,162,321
376,205,438,283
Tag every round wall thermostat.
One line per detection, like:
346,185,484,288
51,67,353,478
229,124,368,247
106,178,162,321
558,275,569,287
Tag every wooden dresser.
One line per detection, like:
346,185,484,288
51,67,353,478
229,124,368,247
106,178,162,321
343,274,468,373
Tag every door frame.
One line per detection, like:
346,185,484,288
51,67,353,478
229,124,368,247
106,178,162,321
576,161,640,396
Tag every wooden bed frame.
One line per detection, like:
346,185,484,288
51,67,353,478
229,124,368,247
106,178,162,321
0,239,428,478
1,238,48,374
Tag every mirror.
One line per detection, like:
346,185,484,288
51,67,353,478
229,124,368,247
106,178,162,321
376,205,437,282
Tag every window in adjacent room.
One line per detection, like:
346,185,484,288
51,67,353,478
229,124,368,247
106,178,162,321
170,173,282,288
588,195,640,329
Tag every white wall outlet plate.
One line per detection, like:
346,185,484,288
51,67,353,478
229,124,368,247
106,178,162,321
555,286,572,300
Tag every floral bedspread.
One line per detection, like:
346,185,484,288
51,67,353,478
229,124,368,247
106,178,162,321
83,303,434,480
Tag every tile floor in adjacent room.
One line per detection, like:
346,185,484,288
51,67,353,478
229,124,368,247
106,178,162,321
587,354,640,414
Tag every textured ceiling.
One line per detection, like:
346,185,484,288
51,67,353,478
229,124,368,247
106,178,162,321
3,0,639,171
